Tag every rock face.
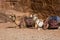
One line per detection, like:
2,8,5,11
0,0,31,12
31,0,60,19
0,0,60,21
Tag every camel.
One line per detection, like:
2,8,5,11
30,14,44,29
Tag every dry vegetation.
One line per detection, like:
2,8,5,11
0,0,60,20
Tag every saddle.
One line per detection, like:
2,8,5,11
43,16,59,29
48,19,58,29
24,17,35,28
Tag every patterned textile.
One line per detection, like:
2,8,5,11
48,19,58,29
24,17,35,27
43,16,60,29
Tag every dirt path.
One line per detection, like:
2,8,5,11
0,28,60,40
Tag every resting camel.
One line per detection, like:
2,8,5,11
30,14,44,29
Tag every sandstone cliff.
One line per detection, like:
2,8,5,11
0,0,60,21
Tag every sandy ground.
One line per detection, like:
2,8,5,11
0,27,60,40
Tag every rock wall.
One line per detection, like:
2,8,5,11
31,0,60,19
0,0,60,20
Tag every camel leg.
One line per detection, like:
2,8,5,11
43,24,49,30
35,23,38,29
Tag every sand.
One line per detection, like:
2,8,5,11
0,22,60,40
0,28,60,40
